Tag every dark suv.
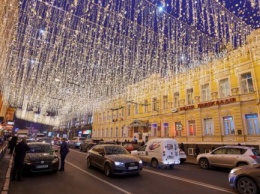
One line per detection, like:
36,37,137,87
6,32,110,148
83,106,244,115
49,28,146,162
80,138,103,152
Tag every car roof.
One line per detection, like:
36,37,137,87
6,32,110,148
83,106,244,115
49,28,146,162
219,145,254,148
27,142,51,145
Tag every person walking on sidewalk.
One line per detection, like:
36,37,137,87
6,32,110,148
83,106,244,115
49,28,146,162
11,138,30,181
195,145,200,158
9,134,18,154
59,138,69,171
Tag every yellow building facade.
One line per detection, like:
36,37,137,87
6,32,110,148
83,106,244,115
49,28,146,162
93,29,260,152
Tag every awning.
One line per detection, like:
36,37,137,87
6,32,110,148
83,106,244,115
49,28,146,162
128,120,149,127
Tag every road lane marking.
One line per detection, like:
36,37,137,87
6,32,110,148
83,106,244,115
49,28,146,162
144,169,237,194
66,161,132,194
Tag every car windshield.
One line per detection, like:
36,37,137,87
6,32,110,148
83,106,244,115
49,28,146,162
28,144,53,153
104,146,129,155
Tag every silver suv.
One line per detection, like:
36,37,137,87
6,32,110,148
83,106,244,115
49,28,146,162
197,146,260,169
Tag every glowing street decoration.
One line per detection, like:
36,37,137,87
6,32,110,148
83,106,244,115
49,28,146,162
0,0,259,126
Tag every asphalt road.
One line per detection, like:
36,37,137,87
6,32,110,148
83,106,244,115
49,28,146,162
8,147,238,194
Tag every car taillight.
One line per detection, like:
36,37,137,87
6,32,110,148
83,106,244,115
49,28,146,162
250,155,257,160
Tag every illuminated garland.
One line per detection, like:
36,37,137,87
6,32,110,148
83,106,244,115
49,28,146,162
0,0,259,125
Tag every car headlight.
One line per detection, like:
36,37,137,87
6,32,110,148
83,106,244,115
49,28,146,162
52,158,59,164
114,161,124,166
139,160,143,164
24,158,32,165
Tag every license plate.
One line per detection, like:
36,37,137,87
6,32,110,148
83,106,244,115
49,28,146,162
36,165,48,169
128,166,138,170
167,155,173,159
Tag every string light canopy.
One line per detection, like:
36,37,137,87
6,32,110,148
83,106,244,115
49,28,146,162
0,0,259,126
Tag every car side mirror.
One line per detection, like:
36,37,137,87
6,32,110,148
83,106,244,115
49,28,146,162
99,151,105,156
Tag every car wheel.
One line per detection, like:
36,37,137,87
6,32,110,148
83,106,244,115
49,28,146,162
151,158,159,168
104,163,112,177
237,177,259,194
86,158,92,168
199,158,209,169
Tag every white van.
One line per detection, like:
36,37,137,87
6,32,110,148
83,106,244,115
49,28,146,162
131,138,180,168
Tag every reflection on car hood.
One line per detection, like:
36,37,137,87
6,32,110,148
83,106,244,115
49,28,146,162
26,153,58,161
106,154,140,162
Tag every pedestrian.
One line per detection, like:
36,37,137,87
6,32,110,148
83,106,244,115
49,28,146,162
11,138,30,181
9,134,18,154
180,142,185,153
195,145,200,157
59,137,69,171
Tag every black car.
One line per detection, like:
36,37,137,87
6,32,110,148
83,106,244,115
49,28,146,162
86,144,143,176
80,138,104,152
229,164,260,194
23,142,59,174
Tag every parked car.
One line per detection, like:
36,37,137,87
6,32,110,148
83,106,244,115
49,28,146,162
80,138,104,152
229,164,260,194
86,144,143,176
131,138,180,168
37,137,53,145
179,148,187,164
123,143,141,153
68,137,86,148
23,142,59,174
197,145,260,169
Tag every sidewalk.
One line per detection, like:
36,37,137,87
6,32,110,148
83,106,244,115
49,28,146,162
0,144,13,194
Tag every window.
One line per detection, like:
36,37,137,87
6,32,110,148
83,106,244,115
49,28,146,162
152,97,158,111
201,83,210,101
127,104,131,116
121,108,124,117
187,88,193,105
105,128,108,137
134,103,138,114
115,127,118,137
223,116,235,135
144,100,148,113
174,92,179,107
110,128,113,137
188,120,196,136
103,112,105,121
241,72,254,94
163,123,169,137
175,122,182,137
219,78,230,98
204,118,214,135
245,114,260,135
163,95,168,110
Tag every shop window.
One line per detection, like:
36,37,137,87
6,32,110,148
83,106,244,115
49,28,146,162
175,122,182,136
240,72,254,94
223,116,235,135
204,118,214,135
163,123,169,137
245,114,260,135
188,120,196,136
